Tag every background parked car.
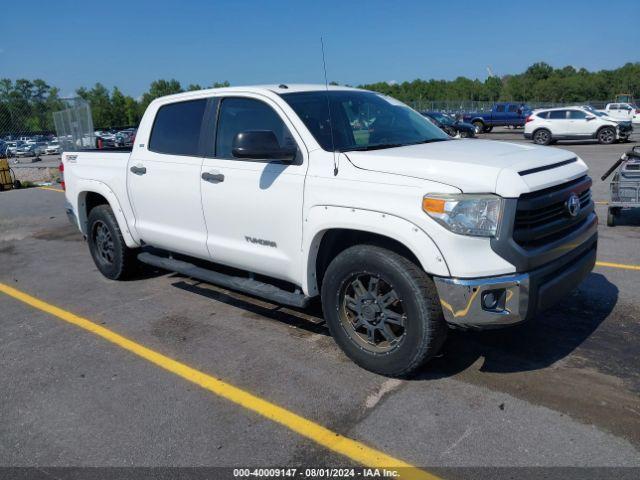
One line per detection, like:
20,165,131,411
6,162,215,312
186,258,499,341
462,102,532,133
45,140,62,155
598,103,640,123
95,131,117,148
524,106,632,145
15,142,46,157
422,111,475,138
115,128,136,147
5,141,23,157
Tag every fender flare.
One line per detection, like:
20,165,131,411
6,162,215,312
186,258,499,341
74,179,139,248
302,205,450,296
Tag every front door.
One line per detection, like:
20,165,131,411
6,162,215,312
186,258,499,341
200,95,307,284
567,109,592,137
127,98,210,258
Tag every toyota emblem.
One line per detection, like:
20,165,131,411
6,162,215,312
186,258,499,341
566,193,581,217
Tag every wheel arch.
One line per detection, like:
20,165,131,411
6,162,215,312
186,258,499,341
531,127,552,140
75,182,139,248
303,207,450,296
596,124,616,135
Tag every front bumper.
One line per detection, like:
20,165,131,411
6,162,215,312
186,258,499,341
434,234,597,329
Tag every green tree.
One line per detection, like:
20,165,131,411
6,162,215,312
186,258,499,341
77,83,113,128
140,79,183,109
110,87,128,126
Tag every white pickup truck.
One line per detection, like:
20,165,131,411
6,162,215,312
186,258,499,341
62,85,597,376
599,103,640,123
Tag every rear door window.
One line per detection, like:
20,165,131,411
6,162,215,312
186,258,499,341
549,110,567,120
507,104,519,112
495,105,505,112
537,111,550,119
149,99,207,156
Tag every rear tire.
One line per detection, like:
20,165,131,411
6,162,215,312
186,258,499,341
484,126,493,133
321,245,447,377
533,129,552,145
87,204,138,280
597,127,616,145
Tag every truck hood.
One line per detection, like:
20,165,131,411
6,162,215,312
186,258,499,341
345,139,588,197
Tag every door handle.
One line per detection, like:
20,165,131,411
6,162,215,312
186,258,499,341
130,165,147,175
202,171,225,183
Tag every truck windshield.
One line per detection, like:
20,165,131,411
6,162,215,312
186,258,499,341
281,90,449,152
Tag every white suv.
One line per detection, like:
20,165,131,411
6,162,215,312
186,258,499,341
524,106,632,145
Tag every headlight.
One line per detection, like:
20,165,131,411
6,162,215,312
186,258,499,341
422,194,503,237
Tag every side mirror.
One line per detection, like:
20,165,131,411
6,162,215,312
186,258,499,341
232,130,296,161
586,116,596,121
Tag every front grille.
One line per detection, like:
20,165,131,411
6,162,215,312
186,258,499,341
513,176,593,248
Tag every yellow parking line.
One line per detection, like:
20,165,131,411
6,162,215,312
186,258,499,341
38,186,64,193
0,282,439,480
596,261,640,271
595,201,608,205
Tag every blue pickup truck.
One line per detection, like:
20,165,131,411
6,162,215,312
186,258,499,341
462,102,531,133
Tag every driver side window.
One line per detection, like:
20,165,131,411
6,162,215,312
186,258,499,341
215,97,296,159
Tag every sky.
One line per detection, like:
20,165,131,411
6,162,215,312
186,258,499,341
2,0,639,98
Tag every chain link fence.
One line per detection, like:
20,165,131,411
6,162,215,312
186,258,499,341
0,93,95,185
52,98,96,151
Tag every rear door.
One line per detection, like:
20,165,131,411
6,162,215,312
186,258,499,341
127,98,210,257
548,109,569,135
199,94,307,284
606,104,622,119
492,104,507,126
506,104,521,125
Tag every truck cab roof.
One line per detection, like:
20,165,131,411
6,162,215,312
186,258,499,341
152,84,365,105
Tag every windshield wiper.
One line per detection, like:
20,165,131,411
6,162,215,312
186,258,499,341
345,143,405,152
406,138,449,145
343,138,449,152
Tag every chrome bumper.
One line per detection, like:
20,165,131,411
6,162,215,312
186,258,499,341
433,235,597,329
434,273,529,328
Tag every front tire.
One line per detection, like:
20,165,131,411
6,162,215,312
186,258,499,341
598,127,616,145
533,129,552,145
321,245,447,377
87,204,138,280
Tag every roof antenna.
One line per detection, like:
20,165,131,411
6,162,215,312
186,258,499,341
321,37,338,176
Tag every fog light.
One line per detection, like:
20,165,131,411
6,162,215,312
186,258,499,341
481,289,506,312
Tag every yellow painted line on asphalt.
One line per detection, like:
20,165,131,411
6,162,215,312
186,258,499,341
596,261,640,271
38,186,64,193
0,282,440,480
595,201,608,205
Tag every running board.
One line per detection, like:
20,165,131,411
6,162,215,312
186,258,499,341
137,252,311,308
